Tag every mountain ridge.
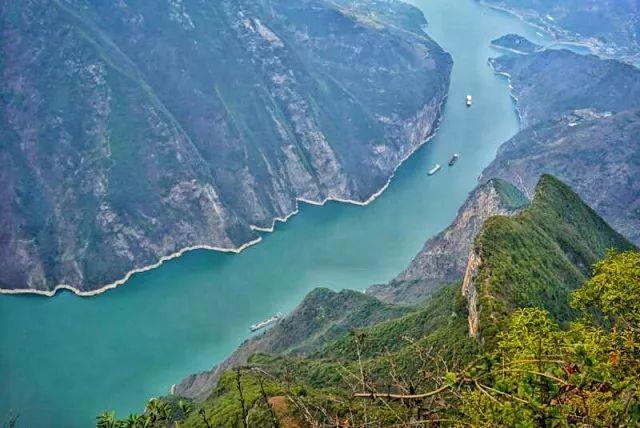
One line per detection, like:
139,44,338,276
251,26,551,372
484,46,640,244
120,175,637,426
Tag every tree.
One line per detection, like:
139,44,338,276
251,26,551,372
96,411,117,428
145,398,171,424
573,250,640,327
454,251,640,426
177,400,193,418
122,413,142,428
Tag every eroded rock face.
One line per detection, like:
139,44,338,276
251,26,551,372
367,179,528,305
0,0,452,293
461,250,482,338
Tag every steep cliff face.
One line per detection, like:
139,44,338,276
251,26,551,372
460,251,481,338
367,179,528,305
464,175,634,343
481,0,640,62
0,0,452,293
489,49,640,128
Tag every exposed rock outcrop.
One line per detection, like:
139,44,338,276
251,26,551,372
461,251,481,338
367,179,528,305
0,0,452,293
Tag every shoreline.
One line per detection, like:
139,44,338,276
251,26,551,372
1,99,447,298
488,60,523,126
479,1,639,65
490,43,542,56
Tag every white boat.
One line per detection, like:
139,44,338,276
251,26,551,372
427,164,441,175
466,95,473,106
250,312,283,332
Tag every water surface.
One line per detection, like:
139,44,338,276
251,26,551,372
0,1,550,426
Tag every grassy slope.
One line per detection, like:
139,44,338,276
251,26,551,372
145,175,635,426
474,175,634,342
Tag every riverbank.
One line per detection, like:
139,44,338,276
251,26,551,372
0,98,448,297
479,1,639,64
0,1,551,425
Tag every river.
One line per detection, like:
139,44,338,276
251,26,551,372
0,1,551,426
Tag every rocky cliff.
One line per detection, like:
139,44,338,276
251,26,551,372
484,47,640,244
0,0,452,293
367,178,528,305
462,175,634,343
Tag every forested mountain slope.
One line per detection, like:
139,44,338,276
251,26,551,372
0,0,452,293
117,175,636,426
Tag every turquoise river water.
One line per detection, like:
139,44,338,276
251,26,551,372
0,1,553,426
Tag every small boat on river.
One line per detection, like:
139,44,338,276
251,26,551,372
250,312,283,332
449,153,459,166
466,95,473,106
428,164,441,176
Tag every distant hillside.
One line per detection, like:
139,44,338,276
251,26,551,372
368,178,528,305
0,0,451,293
117,175,635,426
482,109,640,245
490,49,640,127
176,288,410,401
481,0,640,62
484,47,640,245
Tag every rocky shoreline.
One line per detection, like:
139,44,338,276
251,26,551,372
0,0,452,294
0,94,448,297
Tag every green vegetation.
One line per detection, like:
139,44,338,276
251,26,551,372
100,176,638,426
474,175,634,342
320,283,474,361
451,250,640,426
258,287,413,356
492,177,530,211
2,0,451,292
